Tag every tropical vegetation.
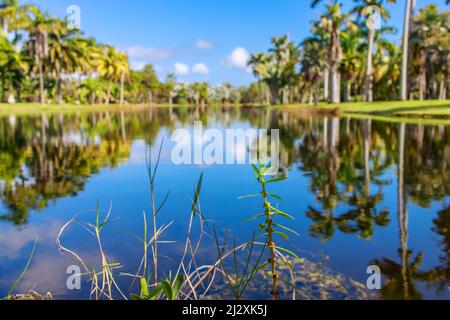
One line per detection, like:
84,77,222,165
1,1,448,107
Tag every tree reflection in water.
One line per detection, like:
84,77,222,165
0,107,448,299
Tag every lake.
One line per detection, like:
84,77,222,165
0,106,448,300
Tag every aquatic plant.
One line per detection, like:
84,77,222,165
3,239,37,300
240,163,299,300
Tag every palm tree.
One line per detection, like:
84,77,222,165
410,5,450,100
24,7,53,104
301,40,328,105
116,51,130,105
303,19,330,102
0,0,33,38
94,45,128,104
352,0,397,102
339,27,362,102
47,19,86,104
319,3,352,103
165,73,176,105
401,0,413,100
248,35,299,105
0,33,27,103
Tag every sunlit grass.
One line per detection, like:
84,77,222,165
272,100,450,115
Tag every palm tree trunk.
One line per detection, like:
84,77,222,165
106,81,111,105
1,75,6,102
120,73,125,105
7,82,16,104
401,0,413,101
439,79,447,100
364,28,375,102
323,69,329,101
270,86,279,105
56,74,63,104
38,57,45,104
419,69,426,101
344,81,352,102
330,67,340,104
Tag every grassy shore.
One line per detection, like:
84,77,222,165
2,100,450,123
272,100,450,116
270,100,450,125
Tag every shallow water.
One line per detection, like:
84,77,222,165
0,107,448,300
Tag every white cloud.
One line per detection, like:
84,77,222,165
222,47,251,72
193,38,214,49
127,46,171,71
191,63,210,75
174,62,190,75
127,46,171,61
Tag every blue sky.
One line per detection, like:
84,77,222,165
31,0,447,85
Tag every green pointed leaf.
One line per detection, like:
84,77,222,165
273,231,289,241
140,277,149,297
244,212,266,223
267,193,283,201
161,280,173,300
269,206,295,220
266,177,287,184
273,223,300,236
273,246,300,259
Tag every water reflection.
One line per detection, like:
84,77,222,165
0,106,448,299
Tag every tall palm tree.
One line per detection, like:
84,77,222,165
401,0,413,100
0,0,33,37
116,51,129,105
352,0,397,102
319,3,352,103
339,27,362,102
47,19,86,104
165,73,176,105
24,7,53,104
0,33,27,103
301,40,328,105
94,45,128,104
248,35,299,105
410,5,449,100
303,20,330,102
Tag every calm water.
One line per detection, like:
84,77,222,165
0,107,448,300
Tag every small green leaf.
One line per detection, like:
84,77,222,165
251,164,263,178
269,206,295,220
161,280,173,300
273,231,289,241
273,246,300,259
244,212,266,223
140,277,149,297
267,193,283,201
273,223,300,236
266,177,287,184
147,286,164,300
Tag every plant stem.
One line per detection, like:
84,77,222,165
261,179,278,300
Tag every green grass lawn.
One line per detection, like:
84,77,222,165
0,103,160,116
270,100,450,125
273,100,450,115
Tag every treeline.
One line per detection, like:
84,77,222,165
248,0,450,105
0,0,449,106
